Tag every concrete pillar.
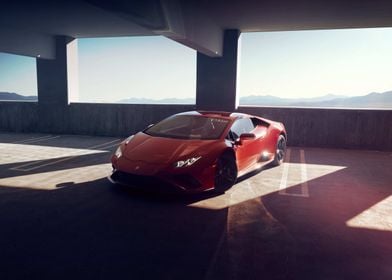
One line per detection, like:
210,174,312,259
36,36,68,106
196,29,240,112
36,36,78,132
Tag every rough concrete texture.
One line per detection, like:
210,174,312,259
0,133,391,280
36,36,72,106
0,101,39,132
1,101,391,151
68,103,196,136
0,101,195,136
238,106,392,151
196,30,240,112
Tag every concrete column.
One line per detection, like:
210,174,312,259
36,36,78,106
36,36,78,132
196,29,240,112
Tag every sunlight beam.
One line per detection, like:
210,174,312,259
346,195,392,232
0,141,117,166
188,161,346,210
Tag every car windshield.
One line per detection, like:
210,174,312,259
144,115,230,140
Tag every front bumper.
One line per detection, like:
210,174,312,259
108,170,210,194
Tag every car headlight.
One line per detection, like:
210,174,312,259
115,146,122,158
174,156,202,168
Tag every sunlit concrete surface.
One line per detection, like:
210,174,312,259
347,195,392,231
0,132,391,280
0,133,119,190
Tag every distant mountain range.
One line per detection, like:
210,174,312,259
239,93,348,106
119,91,392,108
0,92,37,101
240,91,392,108
2,91,392,108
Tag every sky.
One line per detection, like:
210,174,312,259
0,53,37,96
78,36,196,102
1,27,392,101
239,28,392,98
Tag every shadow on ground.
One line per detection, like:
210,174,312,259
0,135,391,280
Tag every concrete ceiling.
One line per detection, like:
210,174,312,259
200,0,392,31
1,0,392,59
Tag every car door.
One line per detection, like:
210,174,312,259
230,118,261,172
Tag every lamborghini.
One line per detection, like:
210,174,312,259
109,111,286,193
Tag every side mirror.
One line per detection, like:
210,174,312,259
235,133,256,145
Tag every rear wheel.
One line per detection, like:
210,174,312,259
272,135,286,166
214,154,237,193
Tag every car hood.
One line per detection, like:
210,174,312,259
123,132,217,164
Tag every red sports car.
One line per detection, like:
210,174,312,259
109,111,287,193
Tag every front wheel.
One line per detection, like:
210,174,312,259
272,135,286,166
214,155,237,193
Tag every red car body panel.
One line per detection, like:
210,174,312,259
110,111,286,193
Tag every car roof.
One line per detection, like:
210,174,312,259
176,111,251,121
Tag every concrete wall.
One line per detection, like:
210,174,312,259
67,103,195,136
0,101,194,137
0,101,391,151
238,106,392,151
0,101,39,132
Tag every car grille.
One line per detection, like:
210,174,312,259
110,171,182,193
170,174,202,189
111,171,204,192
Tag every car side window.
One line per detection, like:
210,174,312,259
229,118,255,140
251,117,266,127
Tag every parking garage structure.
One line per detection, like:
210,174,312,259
0,1,392,279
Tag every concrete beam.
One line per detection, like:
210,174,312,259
0,26,55,59
196,30,240,112
155,0,224,57
76,0,224,57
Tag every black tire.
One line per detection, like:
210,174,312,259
214,154,238,193
272,135,286,166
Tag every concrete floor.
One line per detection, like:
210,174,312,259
0,132,391,280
